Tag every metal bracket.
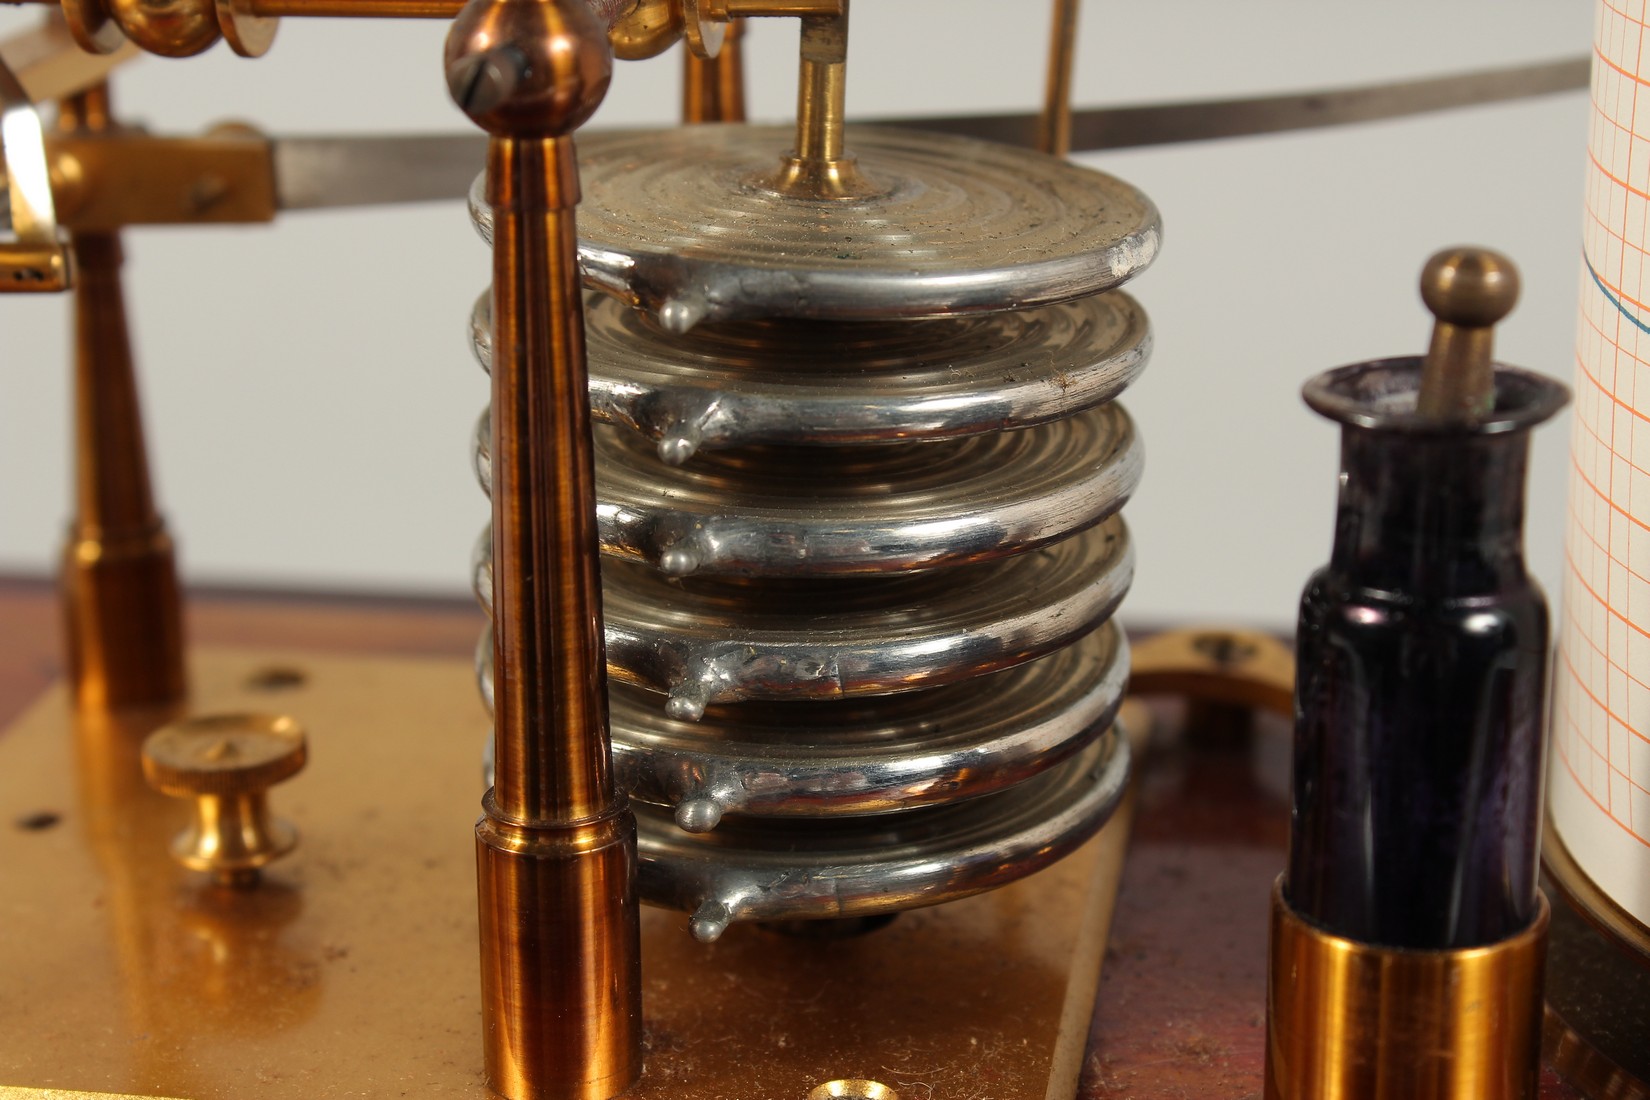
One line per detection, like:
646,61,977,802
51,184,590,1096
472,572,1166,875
49,127,278,231
0,53,70,292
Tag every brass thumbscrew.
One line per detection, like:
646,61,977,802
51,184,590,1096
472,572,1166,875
141,712,308,887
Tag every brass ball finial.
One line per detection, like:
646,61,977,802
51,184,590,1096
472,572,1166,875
1420,246,1520,330
444,0,614,137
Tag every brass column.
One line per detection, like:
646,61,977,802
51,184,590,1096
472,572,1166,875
765,0,873,199
444,3,642,1099
59,85,187,713
682,15,744,122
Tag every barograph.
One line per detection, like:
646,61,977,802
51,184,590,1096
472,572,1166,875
0,2,1634,1099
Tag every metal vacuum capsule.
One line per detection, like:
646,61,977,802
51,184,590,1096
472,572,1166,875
467,2,1161,939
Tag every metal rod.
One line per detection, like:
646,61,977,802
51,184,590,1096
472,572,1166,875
900,56,1590,152
1038,0,1079,156
244,0,460,16
1416,247,1516,420
722,0,837,15
241,0,651,21
59,84,186,713
794,21,844,165
445,1,641,1096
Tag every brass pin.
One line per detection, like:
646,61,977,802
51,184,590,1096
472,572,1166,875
1416,246,1520,420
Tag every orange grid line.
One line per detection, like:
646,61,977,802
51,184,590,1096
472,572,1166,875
1567,475,1650,589
1564,526,1650,646
1566,367,1650,496
1557,648,1650,836
1582,206,1650,273
1559,550,1650,715
1553,703,1648,843
1600,0,1650,33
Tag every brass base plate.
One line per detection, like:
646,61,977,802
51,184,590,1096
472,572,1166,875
0,649,1130,1100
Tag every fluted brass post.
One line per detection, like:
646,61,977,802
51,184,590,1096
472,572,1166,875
445,4,641,1099
682,15,744,122
59,85,187,714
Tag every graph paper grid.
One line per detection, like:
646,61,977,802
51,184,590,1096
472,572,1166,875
1549,0,1650,927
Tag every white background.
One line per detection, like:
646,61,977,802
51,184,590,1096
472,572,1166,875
0,2,1595,629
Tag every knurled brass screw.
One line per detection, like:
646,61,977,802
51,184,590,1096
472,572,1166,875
141,713,307,888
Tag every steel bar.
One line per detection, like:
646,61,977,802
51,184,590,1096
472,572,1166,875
900,56,1590,151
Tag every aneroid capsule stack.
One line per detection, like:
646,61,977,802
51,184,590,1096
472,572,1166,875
467,4,1161,941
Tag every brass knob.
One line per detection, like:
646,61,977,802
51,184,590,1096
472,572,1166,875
1421,246,1520,329
141,712,307,887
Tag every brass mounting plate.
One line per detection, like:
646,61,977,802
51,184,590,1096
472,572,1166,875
0,649,1131,1100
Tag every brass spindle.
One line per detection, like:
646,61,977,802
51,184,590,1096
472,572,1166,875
763,0,875,199
59,85,187,713
682,14,745,122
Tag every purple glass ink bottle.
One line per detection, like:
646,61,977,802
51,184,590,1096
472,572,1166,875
1267,249,1569,1100
1287,247,1568,947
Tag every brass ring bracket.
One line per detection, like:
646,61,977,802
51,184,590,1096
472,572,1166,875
1129,626,1295,717
0,56,70,291
61,0,127,55
216,0,279,58
681,0,724,59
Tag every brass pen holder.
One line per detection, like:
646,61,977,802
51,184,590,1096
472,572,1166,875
1265,880,1548,1100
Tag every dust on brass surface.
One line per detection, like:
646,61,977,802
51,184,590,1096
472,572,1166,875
0,649,1117,1099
